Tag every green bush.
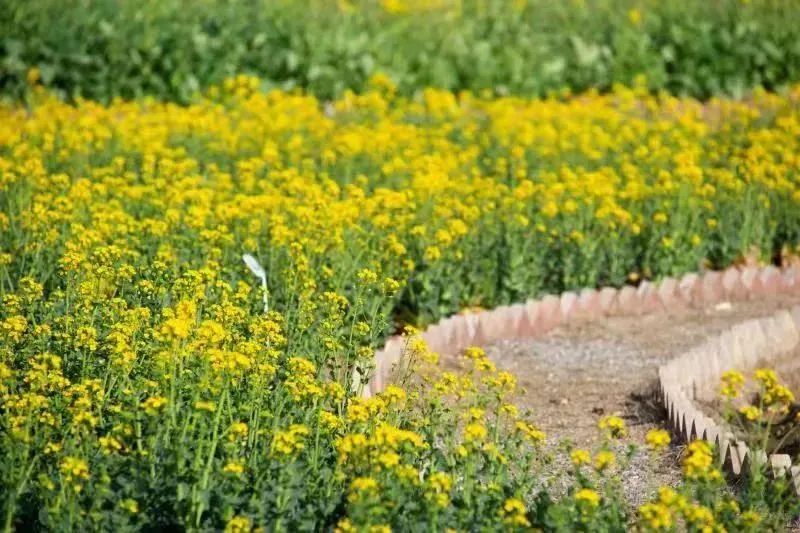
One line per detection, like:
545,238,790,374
2,0,800,103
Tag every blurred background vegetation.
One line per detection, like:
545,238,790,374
2,0,799,103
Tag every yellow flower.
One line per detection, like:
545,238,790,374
99,435,123,454
500,403,519,419
381,385,407,405
754,368,778,388
26,67,41,85
59,456,90,492
224,515,253,533
319,411,344,432
334,519,356,533
575,488,600,510
645,429,670,451
377,451,401,469
594,450,616,471
463,346,486,360
763,383,795,409
570,449,591,466
464,422,487,443
425,472,452,508
500,497,530,527
141,396,168,416
739,404,761,421
598,415,626,438
720,370,745,399
227,422,249,442
195,400,216,412
683,440,720,481
683,503,715,529
423,246,442,262
119,499,139,514
657,487,683,508
639,502,673,530
515,421,546,444
270,424,310,459
741,510,761,527
223,461,246,475
348,477,379,502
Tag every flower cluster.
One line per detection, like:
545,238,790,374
2,76,800,529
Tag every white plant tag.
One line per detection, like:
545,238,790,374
242,254,269,313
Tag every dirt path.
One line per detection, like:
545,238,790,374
447,294,800,506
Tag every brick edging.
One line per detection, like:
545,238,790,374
659,306,800,491
356,264,800,492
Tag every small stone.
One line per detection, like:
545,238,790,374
714,302,732,312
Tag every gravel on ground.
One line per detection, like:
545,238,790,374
442,294,800,506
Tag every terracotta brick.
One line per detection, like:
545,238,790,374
518,300,541,338
450,316,472,353
617,285,640,315
538,295,562,333
759,265,782,295
690,416,706,441
466,312,481,338
503,303,527,339
700,271,725,305
676,352,698,392
659,365,679,386
437,317,456,350
471,312,491,346
740,447,755,476
781,267,799,294
383,336,404,360
792,305,800,333
560,291,579,323
703,339,722,373
737,320,768,365
740,266,763,295
657,277,685,310
670,401,682,433
703,425,719,445
598,287,619,315
576,288,603,321
731,334,751,373
691,346,714,390
721,267,747,301
724,443,742,475
714,432,728,463
662,383,680,407
773,310,800,352
492,305,517,340
421,324,443,353
770,454,791,479
761,311,800,357
791,466,800,496
637,281,664,314
681,408,697,442
679,273,701,306
727,324,751,366
370,351,385,395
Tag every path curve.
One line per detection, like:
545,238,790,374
476,296,800,505
362,265,800,504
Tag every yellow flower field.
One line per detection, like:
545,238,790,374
2,76,800,529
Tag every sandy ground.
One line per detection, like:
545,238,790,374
443,294,800,506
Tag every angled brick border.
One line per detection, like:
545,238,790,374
657,306,800,492
351,265,800,493
360,265,800,397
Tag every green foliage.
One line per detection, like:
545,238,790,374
3,0,800,103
